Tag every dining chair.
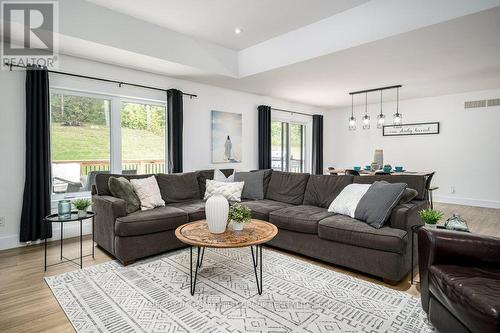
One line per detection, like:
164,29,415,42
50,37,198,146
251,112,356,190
345,169,360,176
425,172,438,209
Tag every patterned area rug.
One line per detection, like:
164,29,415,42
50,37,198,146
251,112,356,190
45,247,432,332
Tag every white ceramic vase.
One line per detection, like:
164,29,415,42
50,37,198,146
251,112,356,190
78,210,87,218
425,223,437,229
206,195,229,234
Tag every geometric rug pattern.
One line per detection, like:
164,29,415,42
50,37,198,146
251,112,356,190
45,247,433,332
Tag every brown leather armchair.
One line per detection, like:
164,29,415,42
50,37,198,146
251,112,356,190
418,228,500,333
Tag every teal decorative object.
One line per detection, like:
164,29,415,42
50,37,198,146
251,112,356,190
58,200,71,219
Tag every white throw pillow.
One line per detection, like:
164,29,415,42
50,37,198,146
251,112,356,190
204,179,244,202
214,169,235,182
328,184,371,217
130,176,165,210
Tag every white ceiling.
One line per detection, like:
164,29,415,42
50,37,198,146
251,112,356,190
5,0,500,109
186,6,500,108
85,0,369,50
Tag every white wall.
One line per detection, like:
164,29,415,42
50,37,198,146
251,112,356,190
324,88,500,209
0,55,324,250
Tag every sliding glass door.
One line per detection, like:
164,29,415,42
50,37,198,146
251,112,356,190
271,120,305,173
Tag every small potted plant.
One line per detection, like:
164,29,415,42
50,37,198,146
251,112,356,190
73,199,92,218
228,203,252,231
419,208,444,229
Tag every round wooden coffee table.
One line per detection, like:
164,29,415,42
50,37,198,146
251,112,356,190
175,219,278,295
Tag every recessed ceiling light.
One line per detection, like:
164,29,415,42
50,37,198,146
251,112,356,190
234,28,242,35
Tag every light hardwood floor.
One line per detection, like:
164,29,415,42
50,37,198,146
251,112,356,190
0,202,498,333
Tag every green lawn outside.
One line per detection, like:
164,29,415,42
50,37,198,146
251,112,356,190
51,123,165,161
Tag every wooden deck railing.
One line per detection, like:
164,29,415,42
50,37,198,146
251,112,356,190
53,159,166,175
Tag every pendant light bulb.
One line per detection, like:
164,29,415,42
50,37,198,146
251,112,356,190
349,95,356,130
393,87,403,126
377,90,385,128
362,92,370,129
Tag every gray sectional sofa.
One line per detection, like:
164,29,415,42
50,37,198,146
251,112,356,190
92,169,428,282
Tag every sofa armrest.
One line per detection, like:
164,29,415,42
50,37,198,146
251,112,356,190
389,200,428,232
417,228,500,312
92,195,127,255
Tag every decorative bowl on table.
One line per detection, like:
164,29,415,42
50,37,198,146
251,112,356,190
383,165,392,173
364,165,371,171
394,166,404,172
353,166,361,171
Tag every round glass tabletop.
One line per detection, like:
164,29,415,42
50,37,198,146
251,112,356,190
44,211,96,223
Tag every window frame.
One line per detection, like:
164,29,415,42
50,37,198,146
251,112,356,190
49,87,168,205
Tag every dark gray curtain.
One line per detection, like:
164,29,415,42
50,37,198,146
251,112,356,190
20,66,52,242
312,114,324,175
167,89,183,173
258,105,271,169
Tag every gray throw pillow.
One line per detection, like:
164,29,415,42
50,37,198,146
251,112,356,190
234,171,264,200
379,180,418,204
108,176,141,214
354,181,407,228
399,188,418,204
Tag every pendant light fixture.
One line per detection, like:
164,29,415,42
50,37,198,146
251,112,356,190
393,87,403,126
377,90,385,128
362,92,370,129
348,95,356,130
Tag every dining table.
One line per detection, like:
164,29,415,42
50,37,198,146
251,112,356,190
327,169,434,177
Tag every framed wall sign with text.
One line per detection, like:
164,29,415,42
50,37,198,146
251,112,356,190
383,122,440,136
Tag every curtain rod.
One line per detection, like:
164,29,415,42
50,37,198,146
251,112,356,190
349,84,402,96
271,107,313,117
4,62,198,98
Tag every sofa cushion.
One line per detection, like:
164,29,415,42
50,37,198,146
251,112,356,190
269,205,333,234
353,175,427,200
196,169,234,199
266,171,310,205
318,214,408,254
157,172,200,204
241,199,292,221
115,206,188,236
429,265,500,333
234,171,264,200
168,200,205,221
95,173,152,196
251,169,273,196
303,175,353,208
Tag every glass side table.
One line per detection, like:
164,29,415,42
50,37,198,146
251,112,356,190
43,211,96,271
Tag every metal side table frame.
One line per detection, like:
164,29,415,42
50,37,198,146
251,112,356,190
43,211,95,271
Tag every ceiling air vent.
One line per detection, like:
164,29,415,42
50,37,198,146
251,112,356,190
464,100,486,109
487,98,500,107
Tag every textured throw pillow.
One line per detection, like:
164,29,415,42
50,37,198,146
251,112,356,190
204,179,244,202
234,171,264,200
327,184,371,217
108,176,141,214
214,169,235,182
130,176,165,210
354,181,407,228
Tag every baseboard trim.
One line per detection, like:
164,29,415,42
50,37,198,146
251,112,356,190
0,221,93,251
434,195,500,209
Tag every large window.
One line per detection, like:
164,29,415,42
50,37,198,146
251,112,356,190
271,120,306,173
121,102,166,174
50,89,167,200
